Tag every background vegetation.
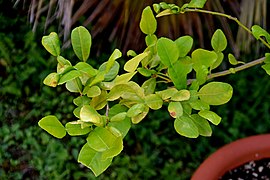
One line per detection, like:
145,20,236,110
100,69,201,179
1,0,270,179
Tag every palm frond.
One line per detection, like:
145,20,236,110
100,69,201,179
14,0,268,56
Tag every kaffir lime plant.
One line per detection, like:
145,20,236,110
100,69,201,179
38,0,270,176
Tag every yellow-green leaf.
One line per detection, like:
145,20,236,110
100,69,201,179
38,115,66,138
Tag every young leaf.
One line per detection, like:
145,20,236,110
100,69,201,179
156,88,178,100
175,36,193,57
211,52,224,70
191,114,212,136
198,82,233,105
174,115,199,138
43,72,59,87
262,63,270,75
86,85,101,98
187,0,207,8
74,62,97,77
99,61,120,81
168,101,183,118
127,103,146,118
38,115,66,139
131,106,149,124
58,70,81,85
171,90,190,101
87,127,122,154
108,117,131,138
106,49,122,72
140,6,157,35
211,29,227,52
189,99,210,111
142,78,156,95
124,52,149,73
251,25,270,44
80,105,102,125
157,37,179,67
71,26,91,61
145,94,163,110
168,58,192,89
198,110,222,125
73,96,91,106
65,121,91,136
228,53,244,65
78,143,112,177
90,90,108,110
65,78,83,93
192,49,217,68
41,32,60,56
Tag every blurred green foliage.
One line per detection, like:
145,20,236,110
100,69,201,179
1,0,270,179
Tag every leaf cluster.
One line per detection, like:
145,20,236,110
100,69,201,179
38,0,270,176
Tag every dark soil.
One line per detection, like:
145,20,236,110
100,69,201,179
220,158,270,180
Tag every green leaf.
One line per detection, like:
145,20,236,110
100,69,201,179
189,99,210,111
142,78,156,95
156,88,178,100
110,112,127,122
191,114,212,136
262,63,270,75
140,6,157,35
107,84,134,101
145,34,158,46
174,115,199,138
73,96,91,106
198,82,233,105
168,102,183,118
74,62,97,77
71,26,91,61
114,72,137,85
41,32,60,56
187,0,207,8
58,70,81,85
228,53,244,65
145,94,163,110
85,86,101,98
124,52,149,73
43,72,59,87
90,90,108,110
106,49,122,72
137,68,155,77
198,110,222,125
38,115,66,139
108,117,131,138
65,121,91,136
131,106,149,124
65,78,83,93
101,136,123,160
99,61,120,81
175,36,193,57
211,52,224,70
57,56,73,74
192,49,217,68
127,104,146,118
108,104,128,118
211,29,227,52
157,38,179,67
251,25,270,44
87,127,122,153
78,143,112,177
89,71,106,87
80,105,102,125
168,57,192,89
171,90,190,101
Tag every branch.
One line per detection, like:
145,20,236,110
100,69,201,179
184,8,270,50
187,56,266,85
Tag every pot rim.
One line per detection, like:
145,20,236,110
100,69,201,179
192,134,270,180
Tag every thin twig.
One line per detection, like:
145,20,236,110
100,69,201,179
184,8,270,50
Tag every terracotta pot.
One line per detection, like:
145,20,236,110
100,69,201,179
192,134,270,180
